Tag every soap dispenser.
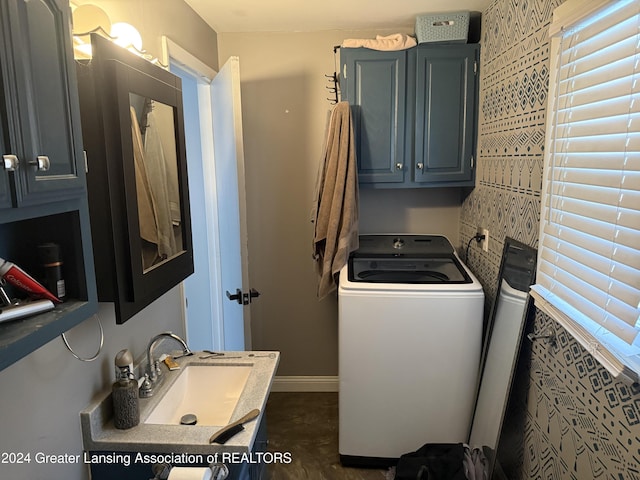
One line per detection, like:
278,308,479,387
112,349,140,429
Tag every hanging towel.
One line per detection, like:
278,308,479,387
147,104,181,226
341,33,417,51
131,106,164,269
144,106,178,261
312,101,359,299
131,107,159,246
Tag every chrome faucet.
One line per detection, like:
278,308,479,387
140,332,192,398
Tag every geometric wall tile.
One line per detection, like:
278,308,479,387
515,310,640,479
461,0,640,478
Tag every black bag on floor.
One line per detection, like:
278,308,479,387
394,443,468,480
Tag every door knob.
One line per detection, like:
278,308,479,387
249,288,261,302
395,163,403,171
416,162,424,170
29,155,50,171
226,288,261,305
226,289,242,304
242,288,262,305
3,154,19,171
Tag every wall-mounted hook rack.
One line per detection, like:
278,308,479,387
325,73,339,104
325,45,341,105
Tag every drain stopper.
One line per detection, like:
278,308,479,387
180,414,197,425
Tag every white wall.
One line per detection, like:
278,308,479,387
360,188,462,241
0,292,184,479
217,29,463,376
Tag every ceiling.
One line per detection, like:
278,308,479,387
184,0,490,33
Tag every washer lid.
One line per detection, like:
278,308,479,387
349,255,472,284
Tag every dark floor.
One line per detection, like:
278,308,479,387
265,392,393,480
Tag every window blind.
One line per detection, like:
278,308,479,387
532,0,640,381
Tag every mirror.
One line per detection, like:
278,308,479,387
129,94,185,272
76,34,194,324
468,237,537,474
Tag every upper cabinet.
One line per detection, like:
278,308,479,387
0,0,98,371
341,43,479,188
77,34,194,324
0,0,85,208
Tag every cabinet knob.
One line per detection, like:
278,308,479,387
2,154,19,171
395,163,403,171
416,162,424,170
29,155,50,172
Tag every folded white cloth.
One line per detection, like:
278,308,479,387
341,33,417,51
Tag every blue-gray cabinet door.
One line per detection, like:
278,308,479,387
0,0,85,207
414,44,478,184
341,48,407,184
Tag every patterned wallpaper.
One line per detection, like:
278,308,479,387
459,0,640,478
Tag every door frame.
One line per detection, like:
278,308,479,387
162,37,225,350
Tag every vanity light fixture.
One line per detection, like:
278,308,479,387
71,4,166,67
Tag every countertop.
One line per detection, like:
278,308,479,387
80,351,279,455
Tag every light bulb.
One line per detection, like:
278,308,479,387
110,22,143,52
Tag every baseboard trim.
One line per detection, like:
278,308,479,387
271,375,339,392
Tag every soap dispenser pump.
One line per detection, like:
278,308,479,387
112,349,140,429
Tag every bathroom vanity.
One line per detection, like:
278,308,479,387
80,351,279,480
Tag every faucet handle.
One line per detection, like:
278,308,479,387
139,374,153,398
153,360,162,379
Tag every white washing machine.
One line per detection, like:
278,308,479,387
338,234,484,466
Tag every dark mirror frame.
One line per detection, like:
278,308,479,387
468,237,537,476
76,34,193,324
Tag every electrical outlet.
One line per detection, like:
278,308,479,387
480,228,489,252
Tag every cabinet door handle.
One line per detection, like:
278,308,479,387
395,163,403,171
29,155,50,171
2,154,19,171
416,162,424,170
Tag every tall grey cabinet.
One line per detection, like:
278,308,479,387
0,0,97,371
341,43,479,188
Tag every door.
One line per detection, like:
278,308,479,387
211,56,252,351
166,39,251,352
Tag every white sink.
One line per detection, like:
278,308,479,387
144,365,252,426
